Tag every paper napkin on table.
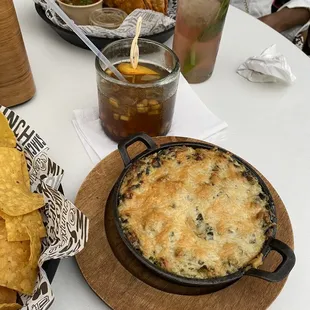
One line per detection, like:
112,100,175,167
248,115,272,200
72,74,228,165
237,45,296,84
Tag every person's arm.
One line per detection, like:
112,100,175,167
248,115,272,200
259,7,310,32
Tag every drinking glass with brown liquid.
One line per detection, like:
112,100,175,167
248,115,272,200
96,39,180,142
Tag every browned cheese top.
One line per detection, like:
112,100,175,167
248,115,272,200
118,146,273,279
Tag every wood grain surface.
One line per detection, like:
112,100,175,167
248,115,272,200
0,0,35,107
75,136,294,310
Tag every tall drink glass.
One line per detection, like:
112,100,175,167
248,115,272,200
173,0,230,83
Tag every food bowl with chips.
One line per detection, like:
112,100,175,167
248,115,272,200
34,0,177,50
0,107,89,310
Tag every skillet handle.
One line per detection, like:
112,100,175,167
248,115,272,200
118,133,157,167
246,238,295,282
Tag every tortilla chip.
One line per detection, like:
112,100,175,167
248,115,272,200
0,148,44,217
20,152,30,190
0,113,16,148
0,198,45,242
0,220,39,295
27,227,41,268
0,304,21,310
0,187,45,217
0,286,16,304
0,148,25,187
5,210,46,242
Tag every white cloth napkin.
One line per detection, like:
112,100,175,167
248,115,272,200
72,74,228,164
237,45,296,84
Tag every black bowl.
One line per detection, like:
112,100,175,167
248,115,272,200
35,4,175,50
42,259,60,283
112,133,295,291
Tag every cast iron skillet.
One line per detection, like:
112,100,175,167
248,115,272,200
112,133,296,290
35,4,175,50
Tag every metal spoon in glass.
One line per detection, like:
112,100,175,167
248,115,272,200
45,0,126,82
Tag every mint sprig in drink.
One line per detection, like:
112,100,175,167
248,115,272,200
173,0,230,83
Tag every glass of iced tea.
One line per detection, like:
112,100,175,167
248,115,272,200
95,39,180,142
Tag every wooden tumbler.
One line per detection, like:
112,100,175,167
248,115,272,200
0,0,35,107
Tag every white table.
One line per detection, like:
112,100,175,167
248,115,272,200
12,1,310,309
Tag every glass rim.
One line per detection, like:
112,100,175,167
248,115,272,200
95,38,180,88
89,8,127,27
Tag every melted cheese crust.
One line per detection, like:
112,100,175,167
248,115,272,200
118,147,273,279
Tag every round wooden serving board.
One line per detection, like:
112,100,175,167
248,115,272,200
75,136,294,310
